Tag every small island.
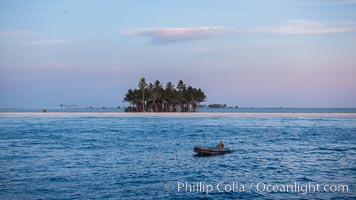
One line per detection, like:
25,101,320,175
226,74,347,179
123,78,206,112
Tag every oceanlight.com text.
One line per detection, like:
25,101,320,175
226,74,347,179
165,182,349,195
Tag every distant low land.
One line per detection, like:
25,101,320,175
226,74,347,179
1,112,356,118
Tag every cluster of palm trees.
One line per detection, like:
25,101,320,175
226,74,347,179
123,77,207,112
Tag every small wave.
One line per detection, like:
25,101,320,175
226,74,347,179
315,147,349,152
296,176,314,182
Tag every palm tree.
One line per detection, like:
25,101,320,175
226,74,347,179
151,80,162,112
176,80,186,111
123,89,141,112
185,86,194,112
177,80,186,92
194,88,206,112
164,82,175,112
138,77,147,112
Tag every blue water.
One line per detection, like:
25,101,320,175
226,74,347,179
0,116,355,199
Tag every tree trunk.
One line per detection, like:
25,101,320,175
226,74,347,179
142,89,145,112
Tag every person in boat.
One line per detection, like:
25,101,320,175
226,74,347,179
218,140,224,149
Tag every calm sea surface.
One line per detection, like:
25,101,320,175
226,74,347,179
0,113,355,199
1,107,356,113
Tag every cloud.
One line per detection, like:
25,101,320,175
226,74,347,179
125,26,229,43
256,20,356,34
126,20,356,44
328,0,356,5
20,39,69,45
0,30,37,38
252,39,300,46
0,30,69,46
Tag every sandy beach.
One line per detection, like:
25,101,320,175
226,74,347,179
1,112,356,118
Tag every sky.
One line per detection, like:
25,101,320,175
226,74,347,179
0,0,356,108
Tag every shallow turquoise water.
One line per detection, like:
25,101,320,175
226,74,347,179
0,116,355,199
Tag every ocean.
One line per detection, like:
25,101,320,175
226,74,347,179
1,107,356,113
0,110,355,199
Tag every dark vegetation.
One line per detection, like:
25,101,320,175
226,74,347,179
123,78,207,112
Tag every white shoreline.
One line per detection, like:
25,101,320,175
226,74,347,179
0,112,356,118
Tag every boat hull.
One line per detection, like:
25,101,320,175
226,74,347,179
194,146,231,155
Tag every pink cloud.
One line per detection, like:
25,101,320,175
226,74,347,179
126,20,356,44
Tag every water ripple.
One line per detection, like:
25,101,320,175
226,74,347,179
0,116,355,199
